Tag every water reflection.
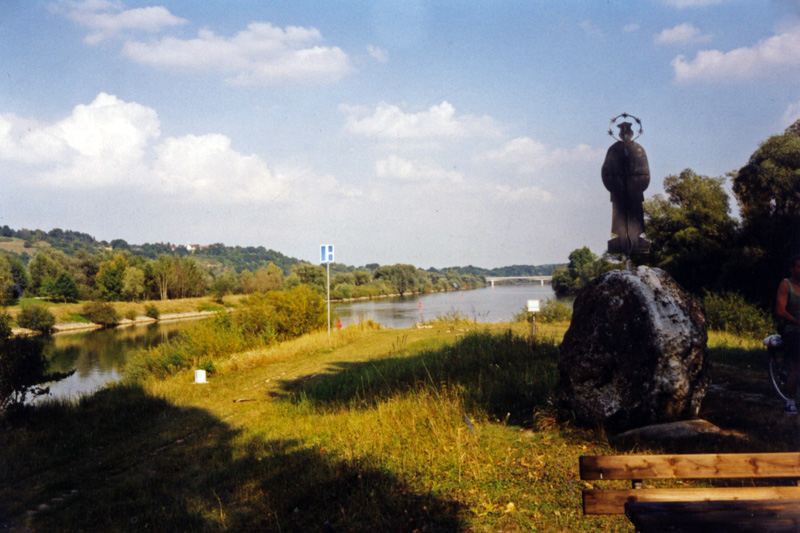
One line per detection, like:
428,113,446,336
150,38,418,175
38,321,193,402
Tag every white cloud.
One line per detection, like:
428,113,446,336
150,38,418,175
367,45,389,62
375,154,463,183
123,22,353,85
655,23,711,45
0,93,292,202
624,23,640,33
152,134,287,203
672,25,800,82
480,137,603,175
341,101,502,141
52,0,187,44
661,0,724,8
493,184,552,203
0,92,159,187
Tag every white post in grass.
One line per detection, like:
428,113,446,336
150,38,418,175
527,299,540,336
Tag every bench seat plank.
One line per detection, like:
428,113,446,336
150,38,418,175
625,498,800,532
580,453,800,481
584,486,800,515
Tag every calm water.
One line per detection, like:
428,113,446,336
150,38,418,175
37,320,194,402
38,284,556,401
334,284,556,329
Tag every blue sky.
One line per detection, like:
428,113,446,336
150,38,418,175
2,0,800,269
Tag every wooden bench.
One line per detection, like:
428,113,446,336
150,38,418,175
580,452,800,531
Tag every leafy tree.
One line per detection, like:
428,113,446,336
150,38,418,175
4,253,29,299
0,255,16,305
286,264,326,293
353,270,371,286
28,249,73,295
122,266,146,301
643,169,738,293
552,247,617,295
149,256,174,300
43,271,79,303
210,270,238,301
96,254,129,301
730,121,800,303
241,263,283,293
374,264,423,296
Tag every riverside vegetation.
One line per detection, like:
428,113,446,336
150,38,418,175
1,300,794,532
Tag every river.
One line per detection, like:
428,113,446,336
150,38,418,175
37,284,556,401
335,284,556,329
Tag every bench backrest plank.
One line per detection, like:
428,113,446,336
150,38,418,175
584,485,800,514
580,452,800,481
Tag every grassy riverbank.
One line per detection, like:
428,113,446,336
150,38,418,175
0,321,794,531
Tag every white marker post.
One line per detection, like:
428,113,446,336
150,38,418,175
321,244,334,337
527,299,540,336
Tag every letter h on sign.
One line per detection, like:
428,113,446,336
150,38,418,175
321,244,334,264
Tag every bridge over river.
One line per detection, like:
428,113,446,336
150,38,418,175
485,276,552,287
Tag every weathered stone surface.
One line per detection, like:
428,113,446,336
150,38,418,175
557,266,709,431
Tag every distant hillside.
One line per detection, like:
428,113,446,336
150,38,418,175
0,225,563,276
0,225,300,275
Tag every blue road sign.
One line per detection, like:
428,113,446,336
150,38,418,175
321,244,334,263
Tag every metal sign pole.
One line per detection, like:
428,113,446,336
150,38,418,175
321,244,334,339
326,261,331,338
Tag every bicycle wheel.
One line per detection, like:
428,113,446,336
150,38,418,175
769,349,793,401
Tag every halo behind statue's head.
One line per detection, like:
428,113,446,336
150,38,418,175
608,113,643,142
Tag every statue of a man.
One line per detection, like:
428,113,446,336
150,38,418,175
602,121,650,255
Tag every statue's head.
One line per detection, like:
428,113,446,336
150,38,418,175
618,122,634,142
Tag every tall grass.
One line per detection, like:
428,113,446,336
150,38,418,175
126,286,327,381
294,330,560,426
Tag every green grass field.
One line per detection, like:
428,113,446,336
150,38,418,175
0,321,791,531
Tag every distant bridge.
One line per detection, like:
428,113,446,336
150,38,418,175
485,276,553,287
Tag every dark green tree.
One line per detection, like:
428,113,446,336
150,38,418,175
730,120,800,303
43,271,80,303
96,253,129,301
643,169,738,293
373,264,422,296
552,247,617,295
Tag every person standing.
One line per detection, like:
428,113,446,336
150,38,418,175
775,255,800,413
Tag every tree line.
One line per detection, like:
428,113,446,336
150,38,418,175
553,119,800,315
0,244,497,305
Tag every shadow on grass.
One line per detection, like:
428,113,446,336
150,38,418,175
278,330,560,426
0,384,463,532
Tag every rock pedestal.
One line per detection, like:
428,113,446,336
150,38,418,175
557,266,709,431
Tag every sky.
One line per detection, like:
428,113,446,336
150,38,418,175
2,1,800,269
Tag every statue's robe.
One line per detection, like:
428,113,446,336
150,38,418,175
601,140,650,255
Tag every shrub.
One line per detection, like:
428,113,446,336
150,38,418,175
82,301,120,327
16,304,56,333
124,309,138,321
0,311,11,339
702,291,774,339
537,299,573,323
126,287,327,380
267,285,327,339
513,299,572,324
144,303,160,320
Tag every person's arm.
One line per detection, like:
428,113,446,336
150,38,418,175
777,280,800,327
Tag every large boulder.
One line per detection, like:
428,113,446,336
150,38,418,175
557,266,709,431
